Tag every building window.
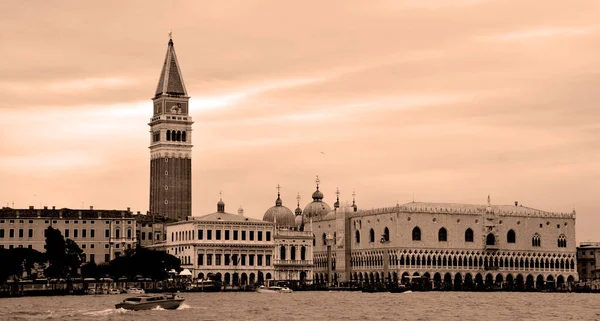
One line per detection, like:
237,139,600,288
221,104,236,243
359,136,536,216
105,254,110,263
65,229,70,238
90,254,95,263
82,229,87,238
383,227,390,242
532,234,541,247
257,254,263,266
9,229,14,238
105,229,110,238
266,231,271,242
507,229,516,243
266,255,271,266
355,230,360,243
216,230,221,240
250,231,255,241
0,229,4,238
412,227,421,241
198,254,204,265
241,254,247,265
322,233,327,245
28,229,33,238
301,246,306,260
207,230,212,240
241,231,246,241
369,229,375,243
258,231,263,241
197,229,203,240
90,229,95,238
18,229,23,238
115,228,120,239
438,228,447,242
141,232,146,240
558,234,567,248
465,228,474,242
486,233,495,246
280,245,286,260
127,229,132,239
249,254,255,266
215,254,222,266
233,230,238,240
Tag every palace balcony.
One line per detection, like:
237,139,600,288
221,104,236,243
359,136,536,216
273,259,313,267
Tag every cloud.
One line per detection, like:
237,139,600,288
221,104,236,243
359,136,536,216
479,25,598,42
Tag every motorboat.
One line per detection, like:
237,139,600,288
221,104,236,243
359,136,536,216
256,285,293,293
115,293,185,311
125,287,145,294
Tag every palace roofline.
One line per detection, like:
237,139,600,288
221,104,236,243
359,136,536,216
0,207,134,219
346,201,575,219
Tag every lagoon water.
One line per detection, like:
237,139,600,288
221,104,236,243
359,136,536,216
0,292,598,321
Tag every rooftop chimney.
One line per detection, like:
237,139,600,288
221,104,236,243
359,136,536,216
515,201,518,206
127,207,131,212
43,206,48,210
89,206,93,210
29,206,34,210
52,206,55,210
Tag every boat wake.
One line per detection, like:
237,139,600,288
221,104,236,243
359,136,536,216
83,308,129,316
177,303,193,310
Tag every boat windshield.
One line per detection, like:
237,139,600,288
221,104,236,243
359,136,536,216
125,298,142,302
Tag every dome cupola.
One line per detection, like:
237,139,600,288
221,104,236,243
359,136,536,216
263,184,295,228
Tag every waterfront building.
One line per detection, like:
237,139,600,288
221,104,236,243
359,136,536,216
577,242,600,281
0,206,137,264
134,212,168,247
300,177,578,289
148,36,194,221
163,199,275,286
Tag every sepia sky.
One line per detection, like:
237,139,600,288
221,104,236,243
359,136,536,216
0,0,599,242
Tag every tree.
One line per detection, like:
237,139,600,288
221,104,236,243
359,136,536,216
0,248,45,282
109,247,180,281
44,226,84,278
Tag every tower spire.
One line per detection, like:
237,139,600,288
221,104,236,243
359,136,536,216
275,184,282,206
315,175,320,190
155,35,187,98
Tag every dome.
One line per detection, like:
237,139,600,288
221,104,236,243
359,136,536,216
312,189,324,200
263,193,295,228
295,206,302,216
324,209,337,221
303,201,332,222
294,214,303,228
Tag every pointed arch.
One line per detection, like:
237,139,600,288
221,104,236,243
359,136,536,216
166,130,171,141
465,228,474,242
532,233,541,247
438,227,447,242
383,227,390,242
486,233,496,246
412,227,421,241
355,230,361,243
507,229,516,243
369,228,375,243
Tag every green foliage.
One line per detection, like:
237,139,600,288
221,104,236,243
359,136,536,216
109,247,180,281
44,226,84,278
0,248,45,282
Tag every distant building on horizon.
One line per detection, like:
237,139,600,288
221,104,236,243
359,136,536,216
577,242,600,282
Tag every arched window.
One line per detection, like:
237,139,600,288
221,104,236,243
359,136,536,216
486,233,495,246
557,234,567,248
127,228,132,239
507,229,516,243
177,131,181,141
465,228,474,242
355,230,360,243
412,227,421,241
301,246,306,260
280,245,286,260
182,131,187,142
369,229,375,243
166,130,171,141
322,233,327,246
290,246,296,260
115,228,120,239
383,227,390,242
313,234,315,246
532,233,541,247
438,228,447,242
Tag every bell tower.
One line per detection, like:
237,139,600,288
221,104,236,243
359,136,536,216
148,36,193,221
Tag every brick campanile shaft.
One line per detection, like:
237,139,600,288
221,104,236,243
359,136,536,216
148,37,193,221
